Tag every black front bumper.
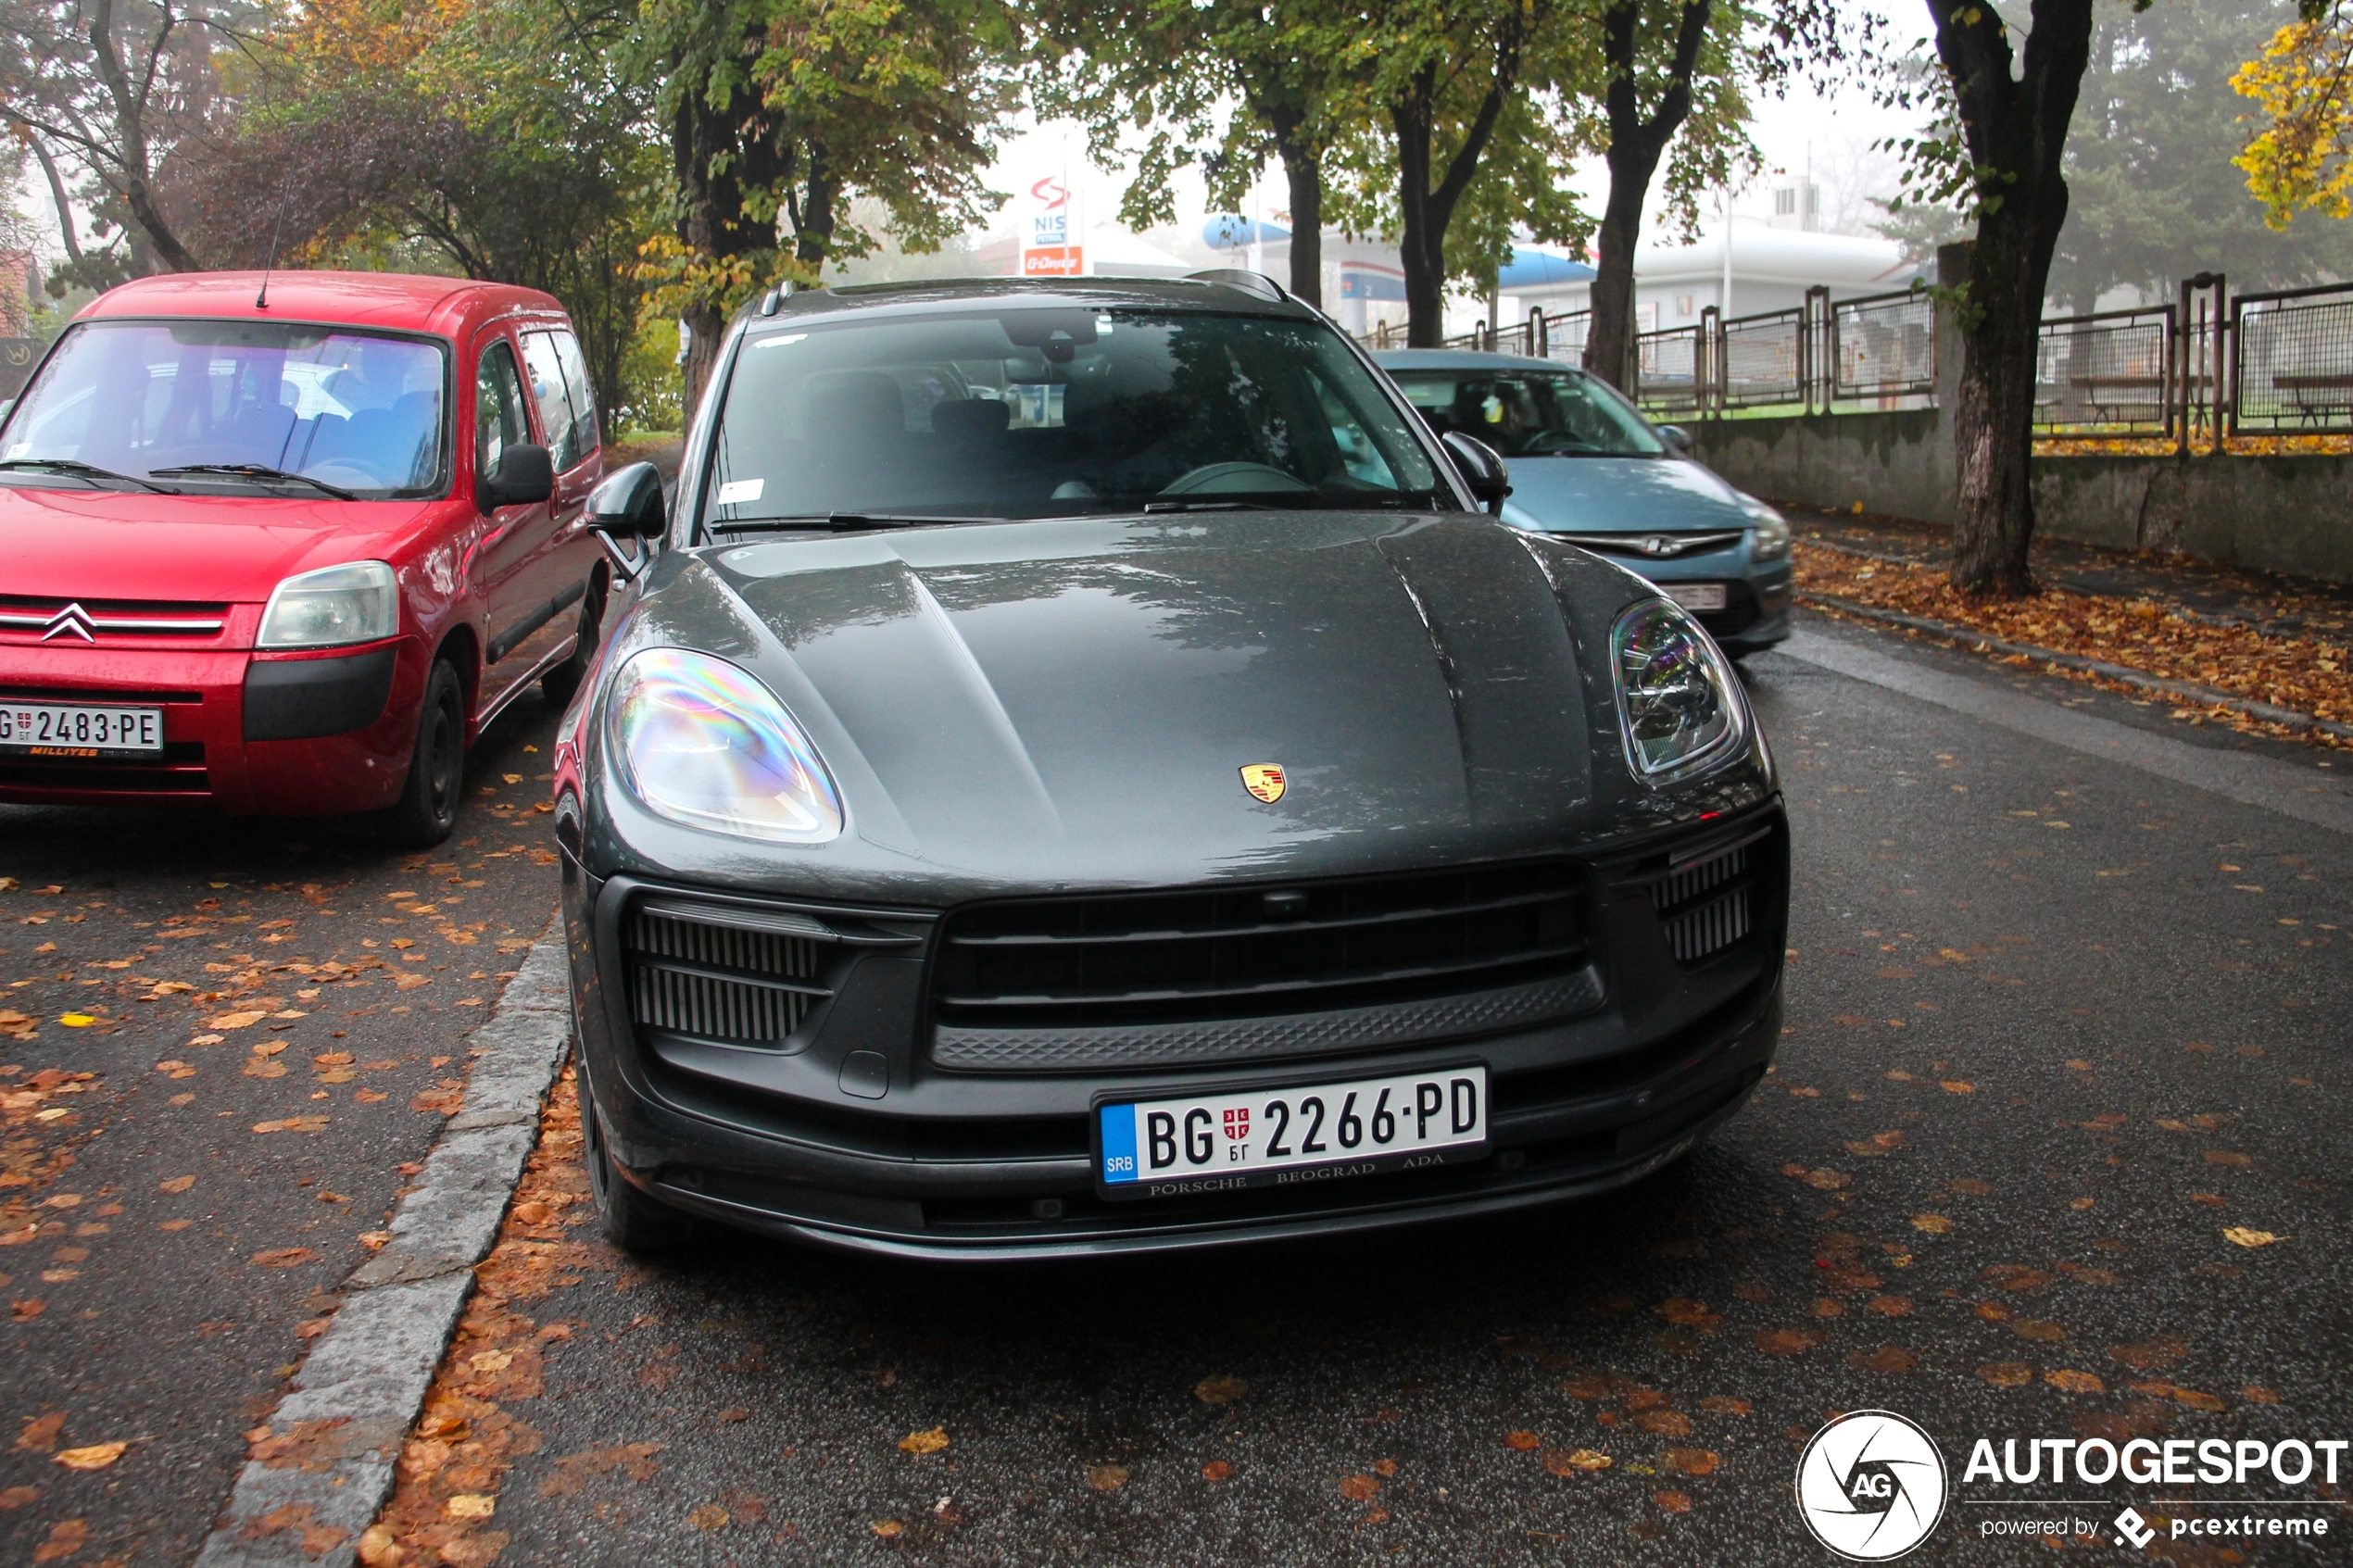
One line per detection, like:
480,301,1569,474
561,808,1787,1260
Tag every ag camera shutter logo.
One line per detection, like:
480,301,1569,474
1794,1410,1948,1560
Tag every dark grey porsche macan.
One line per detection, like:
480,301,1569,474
552,273,1787,1259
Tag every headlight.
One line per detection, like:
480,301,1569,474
1612,598,1747,781
606,648,842,843
257,561,398,648
1739,495,1791,561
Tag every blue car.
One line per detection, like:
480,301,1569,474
1372,349,1792,657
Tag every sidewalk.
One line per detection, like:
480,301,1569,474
1786,505,2352,747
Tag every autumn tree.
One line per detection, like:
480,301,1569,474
635,0,1016,409
0,0,244,275
2054,0,2350,312
1033,0,1369,307
1577,0,1859,391
2233,0,2353,226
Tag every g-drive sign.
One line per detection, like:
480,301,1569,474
1098,1066,1488,1198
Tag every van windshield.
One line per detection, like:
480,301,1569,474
0,320,448,497
702,307,1448,528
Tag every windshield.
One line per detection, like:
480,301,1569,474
0,320,448,497
702,307,1447,528
1390,368,1667,458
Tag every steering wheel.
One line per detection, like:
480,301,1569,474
1156,462,1314,496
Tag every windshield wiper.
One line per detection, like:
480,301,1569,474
148,463,357,500
0,457,180,494
1140,499,1253,514
711,511,1006,534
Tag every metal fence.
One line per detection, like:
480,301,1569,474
1353,273,2353,449
1632,321,1708,414
1831,290,1937,402
2230,281,2353,435
2032,306,2175,441
1718,305,1807,410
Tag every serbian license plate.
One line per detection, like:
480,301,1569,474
1097,1065,1489,1199
1663,582,1729,613
0,702,164,756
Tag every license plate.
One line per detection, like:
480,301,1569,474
1096,1065,1489,1199
1663,582,1728,613
0,702,164,756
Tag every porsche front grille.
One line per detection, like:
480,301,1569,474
931,861,1587,1037
1653,843,1754,963
625,900,832,1047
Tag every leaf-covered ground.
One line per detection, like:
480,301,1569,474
1791,523,2352,749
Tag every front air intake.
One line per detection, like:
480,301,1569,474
625,899,834,1047
1652,843,1754,964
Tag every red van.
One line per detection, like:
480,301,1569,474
0,270,610,844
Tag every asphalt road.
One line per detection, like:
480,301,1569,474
371,616,2352,1567
0,691,570,1567
6,614,2350,1567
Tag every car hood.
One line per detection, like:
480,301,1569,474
596,512,1711,893
1500,457,1750,535
0,482,449,601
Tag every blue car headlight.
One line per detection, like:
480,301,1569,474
1611,599,1748,781
605,648,843,843
1739,494,1791,561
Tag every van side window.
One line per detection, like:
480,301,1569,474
552,330,599,460
476,339,529,488
520,331,581,470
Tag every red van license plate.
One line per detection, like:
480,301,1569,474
0,702,164,755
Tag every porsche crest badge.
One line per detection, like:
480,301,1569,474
1239,763,1287,803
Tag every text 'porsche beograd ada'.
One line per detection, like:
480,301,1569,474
553,272,1788,1260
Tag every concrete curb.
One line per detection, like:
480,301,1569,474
192,922,573,1568
1802,592,2353,742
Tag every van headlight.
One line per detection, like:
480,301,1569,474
1612,599,1747,781
606,648,843,843
1739,495,1791,561
257,561,399,648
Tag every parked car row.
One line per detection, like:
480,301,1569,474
0,268,1790,1261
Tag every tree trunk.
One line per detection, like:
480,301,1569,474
794,144,835,272
1582,0,1709,392
24,133,85,266
1934,0,2096,597
1950,182,2069,596
1584,146,1658,390
1390,39,1518,348
1268,108,1322,308
85,0,203,271
1394,87,1444,346
667,29,790,420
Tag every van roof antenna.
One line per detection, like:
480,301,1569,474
254,189,291,310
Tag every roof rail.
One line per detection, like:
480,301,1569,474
1186,268,1287,303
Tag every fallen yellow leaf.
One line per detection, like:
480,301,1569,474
54,1442,127,1472
57,1014,94,1028
899,1427,949,1455
2222,1226,2284,1248
446,1492,495,1519
1193,1374,1249,1405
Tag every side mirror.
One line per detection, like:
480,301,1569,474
585,461,666,537
1655,424,1693,455
478,442,554,510
1441,431,1512,516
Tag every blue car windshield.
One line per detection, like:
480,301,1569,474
1390,369,1667,458
0,320,448,497
704,307,1449,526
